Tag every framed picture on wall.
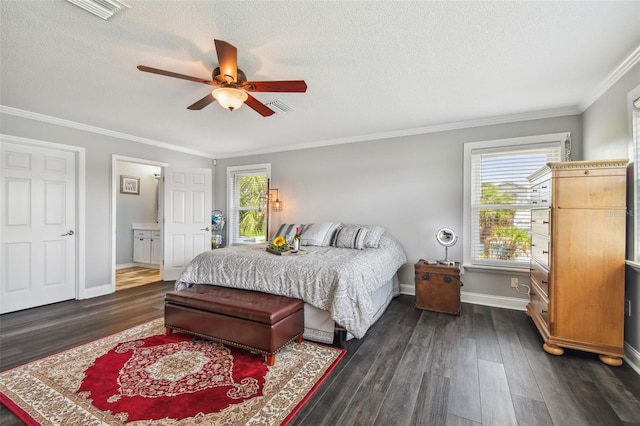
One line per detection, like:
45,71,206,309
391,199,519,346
120,175,140,195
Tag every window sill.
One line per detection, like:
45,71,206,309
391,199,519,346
626,260,640,273
462,263,531,275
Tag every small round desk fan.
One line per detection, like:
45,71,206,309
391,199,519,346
436,227,458,266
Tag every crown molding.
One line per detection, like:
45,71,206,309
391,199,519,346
1,102,580,160
579,44,640,112
2,45,637,160
0,105,216,159
214,106,581,158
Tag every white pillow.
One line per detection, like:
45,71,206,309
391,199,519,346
300,222,341,246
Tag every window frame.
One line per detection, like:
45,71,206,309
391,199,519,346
226,163,271,245
463,133,569,272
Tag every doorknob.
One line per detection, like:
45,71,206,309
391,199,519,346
201,227,210,231
61,230,74,236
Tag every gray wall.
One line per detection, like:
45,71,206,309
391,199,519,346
0,113,213,290
214,115,583,299
582,62,640,354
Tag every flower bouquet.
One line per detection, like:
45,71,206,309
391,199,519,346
266,235,290,255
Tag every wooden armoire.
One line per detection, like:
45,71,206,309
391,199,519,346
527,159,628,366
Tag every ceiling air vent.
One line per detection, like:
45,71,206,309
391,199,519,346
66,0,130,20
264,99,294,114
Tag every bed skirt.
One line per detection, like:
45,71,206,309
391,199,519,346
302,274,400,344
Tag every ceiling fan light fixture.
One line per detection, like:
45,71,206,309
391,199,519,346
212,87,248,111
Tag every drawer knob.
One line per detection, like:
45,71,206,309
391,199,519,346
422,273,430,280
542,221,549,224
542,250,549,254
444,276,452,283
541,309,548,314
542,280,548,284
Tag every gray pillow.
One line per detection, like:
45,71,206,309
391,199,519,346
274,223,304,240
342,224,385,248
300,222,341,246
331,226,368,249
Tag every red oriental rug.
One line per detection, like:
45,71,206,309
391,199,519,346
0,319,345,425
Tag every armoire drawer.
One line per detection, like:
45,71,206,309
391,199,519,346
531,209,551,236
531,234,550,268
531,209,550,236
530,289,549,330
530,259,549,298
530,179,551,207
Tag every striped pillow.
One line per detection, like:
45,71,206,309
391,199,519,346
331,226,368,249
300,222,341,246
273,223,304,240
341,224,385,248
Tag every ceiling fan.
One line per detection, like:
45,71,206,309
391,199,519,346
137,39,307,117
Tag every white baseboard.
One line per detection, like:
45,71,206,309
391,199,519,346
461,291,528,311
116,263,136,270
81,283,113,299
116,262,159,270
399,284,528,311
399,282,415,296
624,342,640,375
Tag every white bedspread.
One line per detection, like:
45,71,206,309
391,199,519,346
175,232,407,338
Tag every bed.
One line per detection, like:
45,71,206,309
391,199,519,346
175,223,407,345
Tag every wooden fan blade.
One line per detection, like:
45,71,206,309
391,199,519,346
244,94,275,117
137,65,216,86
187,93,216,110
214,39,238,82
243,80,308,93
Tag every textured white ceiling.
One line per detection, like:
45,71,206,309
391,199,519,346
1,1,639,158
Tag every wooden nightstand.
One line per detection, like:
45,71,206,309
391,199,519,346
414,260,462,315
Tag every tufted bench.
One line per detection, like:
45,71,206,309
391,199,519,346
164,285,304,366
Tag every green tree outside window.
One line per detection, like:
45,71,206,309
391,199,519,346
238,175,267,239
479,182,531,261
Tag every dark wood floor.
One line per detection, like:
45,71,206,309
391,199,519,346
1,283,639,425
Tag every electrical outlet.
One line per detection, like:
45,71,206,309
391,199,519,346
511,277,518,288
625,299,631,317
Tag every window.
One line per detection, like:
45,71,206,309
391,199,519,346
463,133,568,271
227,164,270,245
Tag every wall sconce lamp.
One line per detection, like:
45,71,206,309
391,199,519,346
269,188,283,212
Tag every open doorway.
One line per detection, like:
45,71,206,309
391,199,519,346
112,156,167,291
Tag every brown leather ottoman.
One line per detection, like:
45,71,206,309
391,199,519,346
164,285,304,366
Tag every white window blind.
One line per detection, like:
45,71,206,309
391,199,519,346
227,164,270,245
464,133,567,271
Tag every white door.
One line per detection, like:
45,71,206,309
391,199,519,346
1,142,76,313
162,167,212,281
